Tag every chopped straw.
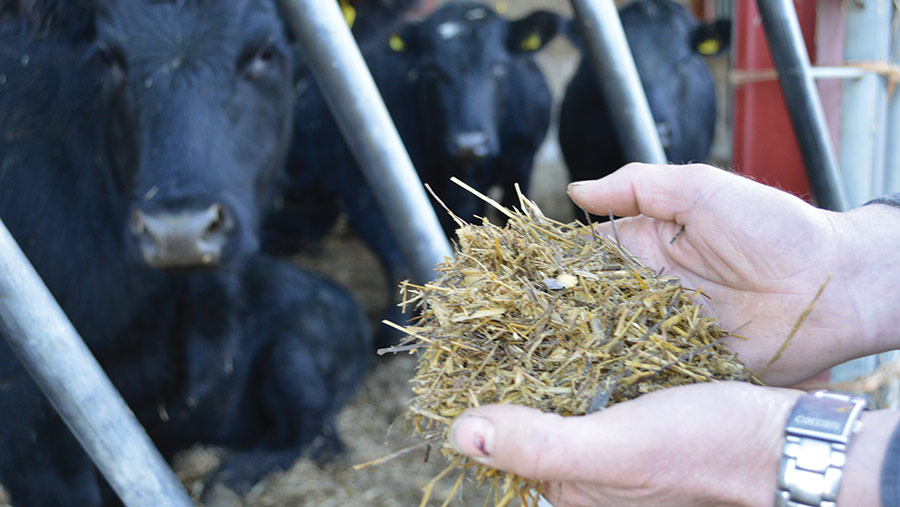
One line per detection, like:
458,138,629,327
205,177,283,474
382,183,762,506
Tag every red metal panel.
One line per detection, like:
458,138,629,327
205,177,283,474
813,0,845,155
732,0,819,201
691,0,714,19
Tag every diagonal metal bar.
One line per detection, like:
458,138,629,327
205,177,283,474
755,0,848,211
280,0,453,282
568,0,667,165
0,219,192,507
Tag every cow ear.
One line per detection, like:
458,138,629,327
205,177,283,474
389,32,407,52
387,21,416,53
338,0,357,30
689,19,731,56
507,10,561,54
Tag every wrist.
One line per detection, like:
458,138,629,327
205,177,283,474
836,203,900,355
773,390,897,507
776,391,867,506
837,409,897,506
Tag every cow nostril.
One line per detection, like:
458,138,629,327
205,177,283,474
204,204,232,239
452,132,490,160
131,210,146,235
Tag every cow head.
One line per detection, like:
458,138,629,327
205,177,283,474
96,0,293,269
392,3,559,167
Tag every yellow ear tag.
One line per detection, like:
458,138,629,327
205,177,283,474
389,34,407,52
495,1,508,14
521,31,542,51
697,38,721,56
340,2,357,29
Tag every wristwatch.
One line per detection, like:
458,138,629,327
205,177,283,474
776,390,868,507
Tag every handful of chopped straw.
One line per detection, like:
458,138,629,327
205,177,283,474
383,182,761,507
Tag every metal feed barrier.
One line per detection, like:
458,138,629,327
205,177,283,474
754,0,847,212
0,221,194,507
1,0,861,504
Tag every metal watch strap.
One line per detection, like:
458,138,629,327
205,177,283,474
775,390,867,507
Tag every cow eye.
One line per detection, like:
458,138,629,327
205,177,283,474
257,43,278,63
241,39,282,80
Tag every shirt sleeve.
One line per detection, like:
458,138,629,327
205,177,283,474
882,420,900,506
865,193,900,210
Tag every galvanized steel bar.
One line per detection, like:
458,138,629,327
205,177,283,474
0,220,192,507
838,0,891,206
279,0,453,282
568,0,667,165
830,0,895,401
755,0,848,211
881,2,900,194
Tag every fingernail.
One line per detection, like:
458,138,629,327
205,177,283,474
566,180,589,192
449,415,494,458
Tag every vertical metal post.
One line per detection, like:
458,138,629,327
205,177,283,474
883,4,900,194
830,0,897,403
837,0,891,206
755,0,848,211
877,4,900,410
568,0,667,165
0,220,192,507
279,0,453,283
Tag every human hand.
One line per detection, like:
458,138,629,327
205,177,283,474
449,382,800,506
567,163,900,385
448,382,890,507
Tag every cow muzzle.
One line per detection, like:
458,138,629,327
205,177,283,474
130,204,234,268
450,131,492,162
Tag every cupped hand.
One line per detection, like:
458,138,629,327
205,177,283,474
567,163,900,385
449,382,801,507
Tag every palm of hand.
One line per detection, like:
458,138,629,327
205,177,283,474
594,183,846,386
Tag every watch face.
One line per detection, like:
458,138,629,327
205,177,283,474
785,392,866,444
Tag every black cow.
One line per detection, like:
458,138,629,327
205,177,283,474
340,0,423,43
0,0,96,41
0,1,370,505
264,0,420,255
559,0,730,195
265,2,560,346
261,0,423,349
386,1,560,232
264,0,420,257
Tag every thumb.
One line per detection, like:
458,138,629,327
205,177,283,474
448,404,612,482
